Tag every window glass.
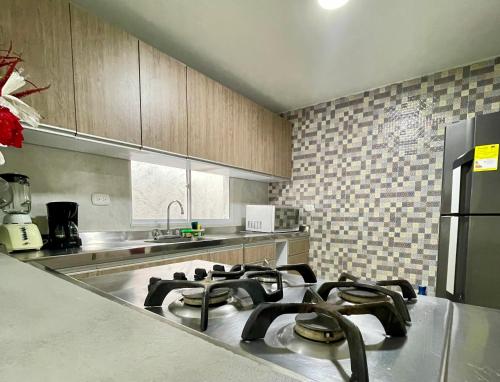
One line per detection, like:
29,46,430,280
130,161,230,222
131,161,187,221
191,170,230,220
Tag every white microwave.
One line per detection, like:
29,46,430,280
245,205,300,233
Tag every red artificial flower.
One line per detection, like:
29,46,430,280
0,106,23,148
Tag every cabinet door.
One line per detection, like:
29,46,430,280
0,0,75,130
139,41,187,154
289,238,310,256
70,4,141,144
231,93,256,170
244,243,276,264
288,252,309,265
187,68,235,164
251,107,275,174
209,247,243,265
274,117,293,178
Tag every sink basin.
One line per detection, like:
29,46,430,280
145,236,193,244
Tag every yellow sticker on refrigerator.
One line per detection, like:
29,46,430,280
473,144,499,172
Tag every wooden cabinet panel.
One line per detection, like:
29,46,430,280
288,252,309,265
244,243,276,264
139,41,187,154
231,93,255,170
209,247,243,265
289,238,310,257
70,4,141,144
0,0,75,130
187,68,235,164
188,68,270,172
251,107,275,174
274,117,293,178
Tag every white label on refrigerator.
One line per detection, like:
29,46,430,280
446,216,459,294
451,167,461,214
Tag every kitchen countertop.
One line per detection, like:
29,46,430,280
2,251,500,381
11,231,308,269
80,258,500,381
0,253,305,382
446,303,500,381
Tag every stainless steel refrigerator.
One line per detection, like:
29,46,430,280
437,111,500,309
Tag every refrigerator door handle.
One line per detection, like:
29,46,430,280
451,149,474,215
452,149,475,169
450,168,461,214
446,216,459,294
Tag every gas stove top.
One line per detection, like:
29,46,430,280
82,260,451,382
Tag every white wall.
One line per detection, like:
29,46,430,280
0,144,268,233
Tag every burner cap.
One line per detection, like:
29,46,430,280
294,313,345,343
181,288,231,307
256,276,278,284
338,287,390,304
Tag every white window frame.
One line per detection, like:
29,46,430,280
130,160,231,227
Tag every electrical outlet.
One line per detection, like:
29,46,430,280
91,193,111,206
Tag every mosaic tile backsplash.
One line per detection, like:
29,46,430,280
270,57,500,294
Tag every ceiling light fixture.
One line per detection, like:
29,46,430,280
318,0,349,10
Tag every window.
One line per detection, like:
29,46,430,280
131,161,229,224
191,170,229,220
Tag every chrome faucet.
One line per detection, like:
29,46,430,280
166,200,185,235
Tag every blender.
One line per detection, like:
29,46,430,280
0,173,43,252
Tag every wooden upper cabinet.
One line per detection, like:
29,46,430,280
232,93,256,170
70,4,141,144
274,117,293,178
187,68,235,164
251,107,275,174
139,41,187,154
0,0,75,131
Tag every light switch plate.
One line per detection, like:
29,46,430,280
91,193,111,206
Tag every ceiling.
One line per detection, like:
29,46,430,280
73,0,500,112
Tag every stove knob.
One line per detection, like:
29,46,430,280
213,264,225,272
194,268,208,281
174,272,187,281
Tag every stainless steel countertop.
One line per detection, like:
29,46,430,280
81,259,456,382
446,303,500,381
10,230,308,269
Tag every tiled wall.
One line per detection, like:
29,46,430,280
270,57,500,293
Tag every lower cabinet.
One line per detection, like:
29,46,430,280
208,246,244,265
288,252,309,265
288,238,310,265
244,242,276,266
63,239,311,279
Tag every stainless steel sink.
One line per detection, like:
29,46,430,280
145,236,193,244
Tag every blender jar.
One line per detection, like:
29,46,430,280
0,174,32,215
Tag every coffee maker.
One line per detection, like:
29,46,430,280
46,202,82,249
0,173,43,252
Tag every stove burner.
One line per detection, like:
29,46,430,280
182,288,231,306
144,266,284,331
212,263,317,285
338,287,390,304
317,279,413,323
338,272,417,303
294,312,345,343
168,297,240,321
242,288,407,382
254,275,279,284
